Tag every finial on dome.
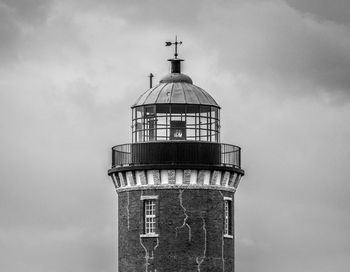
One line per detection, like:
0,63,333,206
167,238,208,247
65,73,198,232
149,73,154,88
165,36,184,73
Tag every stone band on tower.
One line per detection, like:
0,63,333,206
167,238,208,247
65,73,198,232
108,41,244,272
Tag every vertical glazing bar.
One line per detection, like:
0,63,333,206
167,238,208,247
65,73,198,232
128,144,131,165
195,110,197,140
215,108,218,142
218,109,220,143
112,147,115,166
143,106,145,142
155,113,157,141
209,108,212,142
169,105,172,141
199,106,201,141
205,112,208,142
207,111,209,141
239,147,241,168
132,109,134,143
166,112,168,140
184,105,187,140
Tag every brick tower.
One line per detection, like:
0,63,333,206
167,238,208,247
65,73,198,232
108,40,244,272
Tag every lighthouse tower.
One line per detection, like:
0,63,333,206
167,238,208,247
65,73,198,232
108,40,244,272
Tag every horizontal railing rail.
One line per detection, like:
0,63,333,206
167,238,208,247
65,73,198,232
111,141,241,168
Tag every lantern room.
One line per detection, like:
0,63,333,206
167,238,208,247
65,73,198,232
132,59,221,143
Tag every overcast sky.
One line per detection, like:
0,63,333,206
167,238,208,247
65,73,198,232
1,0,350,271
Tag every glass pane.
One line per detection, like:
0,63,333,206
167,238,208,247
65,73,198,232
171,115,183,121
157,129,166,139
187,116,195,126
170,121,186,140
211,120,217,133
147,118,156,141
136,122,143,142
211,107,218,119
187,104,200,114
136,106,144,118
157,115,167,126
187,129,195,140
171,104,186,114
156,104,170,114
145,105,155,116
200,117,208,129
200,105,211,114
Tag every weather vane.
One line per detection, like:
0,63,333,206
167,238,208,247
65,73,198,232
165,36,182,59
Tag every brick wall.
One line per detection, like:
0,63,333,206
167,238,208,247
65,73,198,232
118,188,235,272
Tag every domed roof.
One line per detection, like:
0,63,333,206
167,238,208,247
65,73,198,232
132,78,219,108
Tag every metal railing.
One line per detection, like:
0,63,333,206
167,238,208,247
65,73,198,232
111,141,241,168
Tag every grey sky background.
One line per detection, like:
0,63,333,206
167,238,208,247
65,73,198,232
1,0,350,271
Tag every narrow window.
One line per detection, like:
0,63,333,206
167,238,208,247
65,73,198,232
224,198,232,236
144,199,157,234
136,122,143,142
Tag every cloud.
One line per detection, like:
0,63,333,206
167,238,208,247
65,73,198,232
286,0,350,25
1,0,51,23
2,0,350,98
189,1,350,100
69,0,350,100
0,0,53,63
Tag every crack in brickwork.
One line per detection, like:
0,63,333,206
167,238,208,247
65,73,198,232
149,237,159,260
154,237,159,251
139,236,150,272
175,189,192,242
196,213,207,272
